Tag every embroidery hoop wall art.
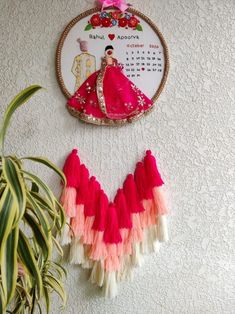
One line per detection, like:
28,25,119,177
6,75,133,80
56,4,169,126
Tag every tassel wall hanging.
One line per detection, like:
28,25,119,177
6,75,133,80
60,149,169,298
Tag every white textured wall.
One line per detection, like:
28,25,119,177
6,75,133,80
0,0,234,313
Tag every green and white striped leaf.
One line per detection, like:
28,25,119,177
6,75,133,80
23,212,52,261
0,187,16,247
22,170,56,208
27,191,51,236
45,275,66,307
0,85,42,152
21,157,66,185
2,157,26,223
0,226,19,303
17,231,43,298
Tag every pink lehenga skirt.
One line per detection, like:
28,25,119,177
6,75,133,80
67,61,154,125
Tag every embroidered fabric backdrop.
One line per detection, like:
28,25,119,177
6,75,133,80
0,0,234,313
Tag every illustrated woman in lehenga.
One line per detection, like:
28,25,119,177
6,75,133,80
67,45,154,124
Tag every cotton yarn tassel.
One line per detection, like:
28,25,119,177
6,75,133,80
103,203,122,298
60,149,81,245
90,190,108,261
103,271,118,299
114,189,133,281
89,190,108,287
60,216,72,246
123,174,144,243
60,149,169,298
114,189,132,257
68,164,89,263
144,150,169,243
134,161,158,255
69,237,85,265
83,177,100,245
90,260,105,287
134,161,155,228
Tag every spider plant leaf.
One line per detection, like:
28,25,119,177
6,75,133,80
22,170,55,208
0,226,19,303
0,85,42,152
2,157,26,223
0,283,6,313
52,236,63,257
45,275,66,307
43,286,50,314
23,212,52,260
31,182,39,193
0,187,16,247
17,231,43,298
26,191,50,237
21,157,66,185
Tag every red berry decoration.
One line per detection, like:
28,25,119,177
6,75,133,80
118,17,128,27
90,14,101,27
128,16,139,28
102,17,112,27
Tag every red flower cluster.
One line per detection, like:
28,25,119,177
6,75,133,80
87,11,142,30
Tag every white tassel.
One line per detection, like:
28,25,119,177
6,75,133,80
131,242,143,267
157,215,169,242
89,260,105,287
117,255,133,282
60,217,71,246
69,238,85,265
103,271,118,298
140,227,156,255
154,240,161,252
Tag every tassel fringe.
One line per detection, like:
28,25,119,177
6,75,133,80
60,149,170,298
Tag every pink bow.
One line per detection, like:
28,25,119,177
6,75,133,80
98,0,130,12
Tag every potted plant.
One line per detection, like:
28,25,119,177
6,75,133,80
0,86,66,313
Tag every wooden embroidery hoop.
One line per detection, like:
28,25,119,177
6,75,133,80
56,7,170,126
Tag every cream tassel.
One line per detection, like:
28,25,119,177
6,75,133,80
157,215,169,242
81,246,94,269
60,217,71,246
131,242,143,267
89,260,105,287
117,255,133,282
103,271,118,299
69,237,85,265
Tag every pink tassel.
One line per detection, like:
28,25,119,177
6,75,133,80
103,203,122,244
134,162,153,200
76,164,89,205
153,186,168,215
123,174,144,213
83,177,101,245
70,204,85,237
117,228,132,256
140,199,155,228
62,149,81,188
114,189,132,257
92,190,108,231
105,244,120,272
89,231,107,260
83,217,95,244
90,190,109,260
84,176,100,216
129,213,143,242
114,189,132,229
60,187,77,218
144,150,164,189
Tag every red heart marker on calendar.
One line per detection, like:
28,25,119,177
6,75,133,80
108,34,115,40
141,67,145,71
